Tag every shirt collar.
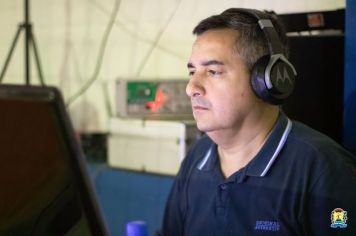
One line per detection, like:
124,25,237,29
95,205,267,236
196,112,293,177
246,112,292,177
196,143,218,171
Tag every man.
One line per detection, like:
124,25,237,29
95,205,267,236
161,8,356,236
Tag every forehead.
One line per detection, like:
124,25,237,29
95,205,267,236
191,29,239,61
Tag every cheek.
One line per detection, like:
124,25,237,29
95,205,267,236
213,91,241,115
219,89,251,115
211,78,253,115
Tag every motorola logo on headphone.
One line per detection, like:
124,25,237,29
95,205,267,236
275,65,293,86
268,55,296,97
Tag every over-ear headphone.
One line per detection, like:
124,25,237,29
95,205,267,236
224,8,297,105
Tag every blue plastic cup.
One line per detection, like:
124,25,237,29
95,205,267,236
126,221,148,236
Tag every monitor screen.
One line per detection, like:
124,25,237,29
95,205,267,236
0,85,108,236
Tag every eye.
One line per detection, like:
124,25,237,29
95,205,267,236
208,70,222,76
188,70,195,76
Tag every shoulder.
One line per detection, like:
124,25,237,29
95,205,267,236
288,121,354,157
287,120,356,174
285,121,356,206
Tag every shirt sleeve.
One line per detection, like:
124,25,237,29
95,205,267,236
306,156,356,236
161,175,185,236
161,146,197,236
160,135,210,236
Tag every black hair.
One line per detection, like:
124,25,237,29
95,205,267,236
193,8,289,72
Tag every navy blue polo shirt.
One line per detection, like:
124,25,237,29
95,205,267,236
162,112,356,236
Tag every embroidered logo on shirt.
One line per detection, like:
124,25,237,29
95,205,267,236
254,220,280,231
330,208,348,228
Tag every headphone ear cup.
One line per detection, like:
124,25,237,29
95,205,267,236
251,55,295,105
250,55,279,104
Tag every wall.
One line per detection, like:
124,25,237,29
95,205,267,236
88,164,174,236
0,0,345,132
344,0,356,152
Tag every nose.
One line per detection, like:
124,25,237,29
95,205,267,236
186,76,204,98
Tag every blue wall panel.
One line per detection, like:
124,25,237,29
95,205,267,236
344,0,356,152
89,165,174,236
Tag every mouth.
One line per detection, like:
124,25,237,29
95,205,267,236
191,97,211,112
192,105,208,111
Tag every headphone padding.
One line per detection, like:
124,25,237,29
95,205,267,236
251,55,285,105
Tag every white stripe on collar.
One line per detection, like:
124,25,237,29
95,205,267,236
196,119,293,173
197,146,213,170
260,118,293,177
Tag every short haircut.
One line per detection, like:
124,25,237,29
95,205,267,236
193,8,289,72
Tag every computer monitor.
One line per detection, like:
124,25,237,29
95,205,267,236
0,84,109,236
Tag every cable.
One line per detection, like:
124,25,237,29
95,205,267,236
89,0,186,61
76,0,184,120
135,0,183,77
101,81,113,117
66,0,121,106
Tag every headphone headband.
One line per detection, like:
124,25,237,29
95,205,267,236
222,8,297,105
225,8,284,55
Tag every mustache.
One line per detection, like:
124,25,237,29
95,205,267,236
191,96,211,108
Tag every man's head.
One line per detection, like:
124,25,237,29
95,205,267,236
186,9,289,136
192,8,289,73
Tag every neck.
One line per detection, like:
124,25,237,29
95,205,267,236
209,106,279,178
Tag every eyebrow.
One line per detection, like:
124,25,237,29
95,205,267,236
187,60,225,68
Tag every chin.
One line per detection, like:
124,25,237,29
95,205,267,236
196,122,213,133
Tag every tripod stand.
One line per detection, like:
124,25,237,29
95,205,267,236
0,0,45,86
